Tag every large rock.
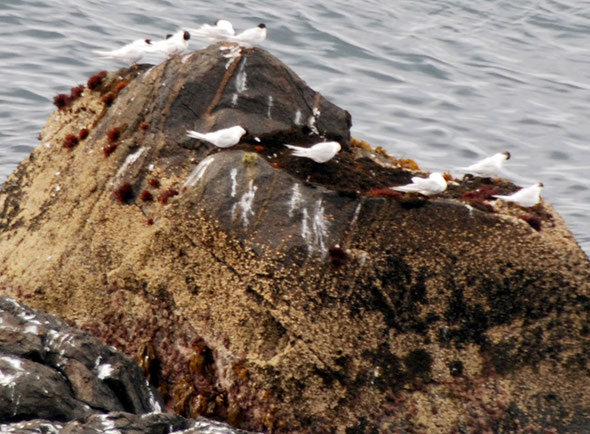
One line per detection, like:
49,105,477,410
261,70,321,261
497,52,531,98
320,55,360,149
0,43,589,432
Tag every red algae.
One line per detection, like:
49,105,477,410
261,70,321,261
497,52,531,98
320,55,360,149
461,185,499,201
53,93,72,110
368,187,402,199
87,70,107,90
62,134,79,149
140,190,154,202
106,127,120,144
112,182,135,204
70,85,85,99
115,81,129,92
148,178,160,189
158,188,179,205
102,92,116,106
79,128,89,140
102,143,117,156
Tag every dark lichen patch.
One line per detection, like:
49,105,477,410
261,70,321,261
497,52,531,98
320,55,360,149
519,214,542,231
404,349,432,379
443,286,490,346
112,182,135,204
449,360,464,377
273,154,412,194
398,195,429,209
362,344,405,391
487,341,518,375
313,366,346,387
328,246,350,267
235,132,414,193
355,254,436,336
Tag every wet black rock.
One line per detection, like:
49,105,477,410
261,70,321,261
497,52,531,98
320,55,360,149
0,296,161,424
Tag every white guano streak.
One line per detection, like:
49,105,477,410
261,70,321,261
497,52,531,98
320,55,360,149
183,155,215,189
300,199,329,255
230,168,238,198
113,147,146,181
267,95,273,119
239,180,257,227
288,184,303,218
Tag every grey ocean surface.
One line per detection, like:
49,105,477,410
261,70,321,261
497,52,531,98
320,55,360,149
0,0,589,255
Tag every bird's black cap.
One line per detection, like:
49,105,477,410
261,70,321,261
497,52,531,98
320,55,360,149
502,151,511,160
258,23,266,29
145,39,152,44
183,31,190,40
165,34,172,39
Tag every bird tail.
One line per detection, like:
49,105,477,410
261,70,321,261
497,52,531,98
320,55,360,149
391,185,415,193
285,144,307,157
187,130,207,141
93,50,113,58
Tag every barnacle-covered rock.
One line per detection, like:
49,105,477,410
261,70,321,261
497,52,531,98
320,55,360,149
0,43,588,432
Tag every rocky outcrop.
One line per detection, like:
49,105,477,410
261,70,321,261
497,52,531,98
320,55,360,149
0,296,249,433
0,43,589,432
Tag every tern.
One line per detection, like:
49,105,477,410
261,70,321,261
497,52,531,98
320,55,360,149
229,23,266,48
461,151,510,178
493,182,543,208
285,141,341,163
189,20,235,42
186,125,246,148
94,39,153,65
151,30,191,57
391,172,447,196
